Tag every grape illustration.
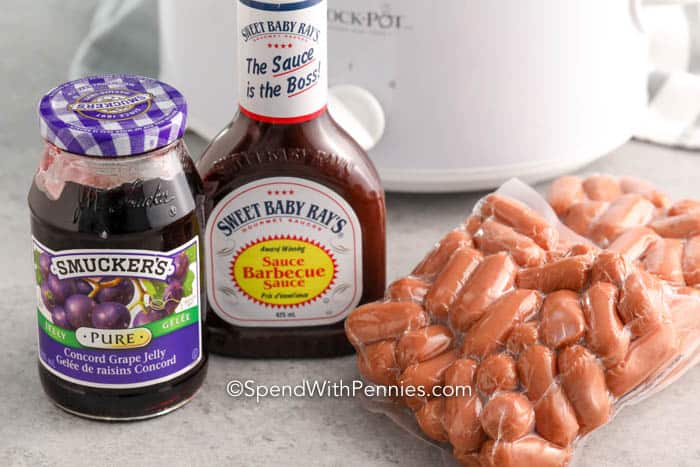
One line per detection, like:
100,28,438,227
39,253,51,279
162,282,183,315
170,253,189,281
133,309,165,327
92,302,131,330
75,279,93,296
47,274,76,306
95,278,134,305
64,294,95,329
40,282,55,310
51,306,73,330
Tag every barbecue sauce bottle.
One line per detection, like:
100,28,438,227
197,0,386,358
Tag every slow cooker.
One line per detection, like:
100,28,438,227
160,0,687,192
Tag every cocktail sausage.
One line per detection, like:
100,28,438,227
643,238,685,285
507,322,539,355
568,243,599,257
425,247,483,320
414,229,473,277
517,344,557,402
357,340,399,386
386,276,430,303
452,450,482,467
608,226,658,263
591,251,628,288
619,176,669,208
480,194,559,250
465,216,484,237
450,253,518,332
534,387,580,447
480,392,535,442
558,345,612,433
462,290,542,358
669,199,700,217
516,344,580,446
651,212,700,238
606,323,679,398
479,435,572,467
416,398,448,442
549,176,585,217
618,270,669,337
400,350,459,409
590,194,655,245
583,175,622,202
683,236,700,286
396,325,454,370
444,359,484,453
516,256,591,293
346,302,429,347
564,201,608,237
475,220,547,267
539,290,586,349
445,358,478,389
582,282,630,368
475,353,518,396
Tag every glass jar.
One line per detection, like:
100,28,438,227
29,75,207,420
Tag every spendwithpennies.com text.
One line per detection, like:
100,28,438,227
226,379,473,404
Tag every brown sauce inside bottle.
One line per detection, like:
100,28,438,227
198,111,386,358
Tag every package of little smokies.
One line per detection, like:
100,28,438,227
345,177,700,467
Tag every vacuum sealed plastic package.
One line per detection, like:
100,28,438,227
345,178,700,467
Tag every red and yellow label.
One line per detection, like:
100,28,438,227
231,236,337,308
205,177,363,328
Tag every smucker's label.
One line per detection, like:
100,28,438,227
237,0,328,123
68,89,154,121
33,237,202,389
205,177,363,327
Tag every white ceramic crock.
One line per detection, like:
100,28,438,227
159,0,690,192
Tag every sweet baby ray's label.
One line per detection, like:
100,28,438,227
33,237,202,389
237,0,328,123
205,177,363,327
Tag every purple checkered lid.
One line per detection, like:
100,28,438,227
38,74,188,157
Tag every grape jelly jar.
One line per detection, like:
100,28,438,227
29,75,207,420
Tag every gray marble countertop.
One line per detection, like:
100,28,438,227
1,2,699,466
